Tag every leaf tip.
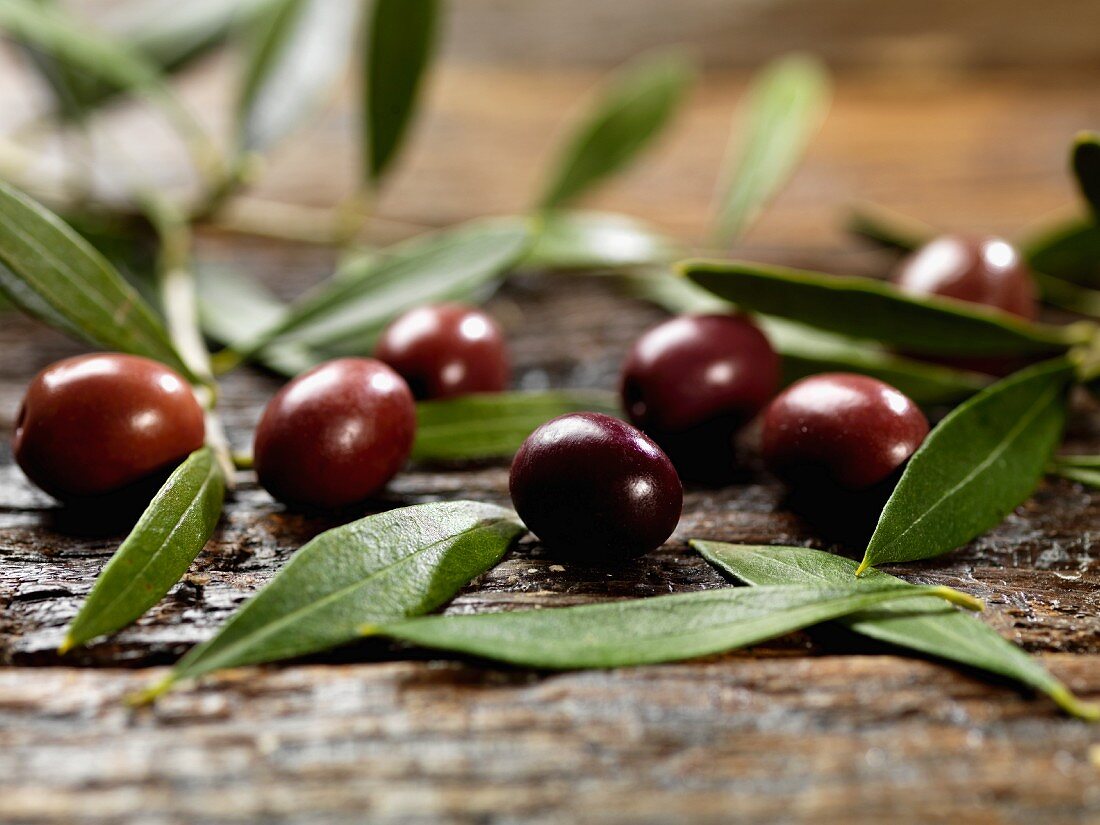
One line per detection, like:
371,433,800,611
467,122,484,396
854,558,871,577
932,586,983,612
358,623,382,637
125,676,175,707
57,636,76,656
1049,683,1100,723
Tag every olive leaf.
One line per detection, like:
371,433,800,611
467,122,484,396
623,271,989,404
237,0,362,153
234,218,532,360
695,541,1099,720
523,211,683,272
0,0,214,165
61,448,226,652
196,265,322,376
362,0,440,183
537,51,693,211
1072,131,1100,218
413,390,621,461
361,584,980,669
714,54,830,244
17,0,279,118
846,201,933,252
858,359,1075,573
1023,219,1100,289
1049,454,1100,488
137,501,524,699
682,259,1090,356
0,181,195,380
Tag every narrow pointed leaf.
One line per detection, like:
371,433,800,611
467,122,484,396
245,218,532,356
859,359,1074,572
846,202,931,252
363,0,440,182
0,182,193,379
1023,219,1100,289
154,501,524,691
1072,132,1100,217
63,448,226,651
238,0,361,152
1050,464,1100,489
538,51,692,210
363,584,980,669
413,391,621,461
714,54,830,243
624,271,988,404
682,259,1088,356
524,211,682,271
695,541,1098,720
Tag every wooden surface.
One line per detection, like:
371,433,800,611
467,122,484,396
1,65,1099,824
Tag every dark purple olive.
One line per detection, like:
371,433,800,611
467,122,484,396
13,353,205,501
374,303,509,400
761,373,929,491
253,358,416,508
620,314,780,481
509,412,682,559
894,234,1038,320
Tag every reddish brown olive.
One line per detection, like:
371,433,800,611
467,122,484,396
12,353,205,501
374,303,510,400
894,234,1038,320
620,313,780,481
509,412,682,559
761,373,929,491
253,358,416,508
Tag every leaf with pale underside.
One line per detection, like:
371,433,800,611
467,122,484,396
695,541,1098,721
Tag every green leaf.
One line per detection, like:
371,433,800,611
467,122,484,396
524,211,682,271
714,54,830,244
538,51,693,210
0,181,193,379
413,391,621,461
196,265,322,376
1023,218,1100,289
238,0,362,152
245,218,532,357
143,501,524,695
859,359,1074,573
695,541,1099,720
623,271,989,404
1050,465,1100,488
682,259,1090,356
362,584,981,669
1072,131,1100,218
846,202,931,252
362,0,440,183
61,448,225,651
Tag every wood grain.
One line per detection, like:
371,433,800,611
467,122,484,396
0,65,1098,823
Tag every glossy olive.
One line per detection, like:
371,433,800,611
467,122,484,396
509,412,682,559
374,303,510,400
761,373,929,491
13,353,205,500
894,234,1038,320
253,358,416,508
620,313,780,480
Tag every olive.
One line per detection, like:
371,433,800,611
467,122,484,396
13,353,205,501
253,358,416,508
509,412,682,559
894,234,1037,320
761,373,929,491
620,314,780,481
374,303,509,400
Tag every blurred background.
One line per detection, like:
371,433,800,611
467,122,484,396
2,0,1100,258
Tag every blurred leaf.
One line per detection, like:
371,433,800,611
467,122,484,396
682,258,1089,356
62,448,225,651
622,270,987,404
859,359,1074,573
524,211,683,271
362,0,440,183
846,202,932,253
0,181,193,379
1023,217,1100,289
1072,131,1100,218
537,51,693,210
238,0,362,153
714,54,830,244
195,265,322,376
240,218,532,358
413,390,621,461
